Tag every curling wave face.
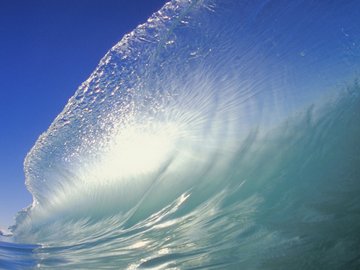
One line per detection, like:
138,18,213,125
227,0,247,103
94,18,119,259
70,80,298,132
6,0,360,269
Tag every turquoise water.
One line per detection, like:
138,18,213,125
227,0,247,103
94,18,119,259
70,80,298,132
2,0,360,269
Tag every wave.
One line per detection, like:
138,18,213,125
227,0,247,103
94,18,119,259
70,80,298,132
6,0,360,269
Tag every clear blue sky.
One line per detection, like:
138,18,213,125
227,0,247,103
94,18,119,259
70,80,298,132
0,0,166,229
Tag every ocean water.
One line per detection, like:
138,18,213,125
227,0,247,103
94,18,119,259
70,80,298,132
1,0,360,269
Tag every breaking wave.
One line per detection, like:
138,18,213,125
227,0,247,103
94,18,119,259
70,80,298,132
4,0,360,269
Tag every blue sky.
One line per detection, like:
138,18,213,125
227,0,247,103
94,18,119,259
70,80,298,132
0,0,166,229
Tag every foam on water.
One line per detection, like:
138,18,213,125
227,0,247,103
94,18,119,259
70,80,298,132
2,0,360,269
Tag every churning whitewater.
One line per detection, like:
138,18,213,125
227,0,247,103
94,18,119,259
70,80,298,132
2,0,360,269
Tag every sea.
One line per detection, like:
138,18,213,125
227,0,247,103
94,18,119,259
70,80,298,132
1,0,360,269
